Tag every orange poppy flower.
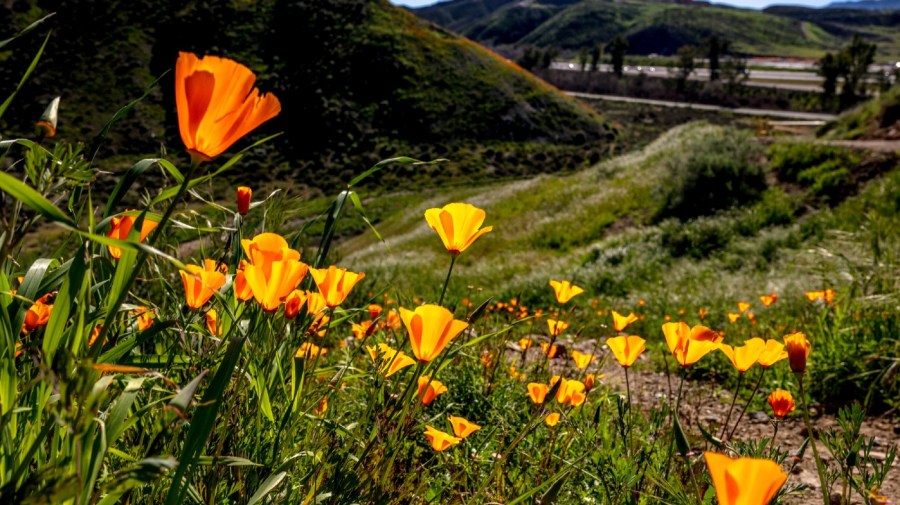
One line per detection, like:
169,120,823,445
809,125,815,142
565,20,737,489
527,382,550,404
237,186,252,216
584,373,596,391
295,342,326,359
449,416,481,438
519,338,532,350
805,289,836,304
760,293,778,308
698,307,709,320
737,301,751,313
545,413,561,427
612,310,638,332
540,342,559,358
89,324,104,347
570,350,595,370
175,52,281,161
783,332,811,374
767,389,795,419
233,261,254,302
205,309,220,336
704,451,788,505
424,425,461,452
547,318,568,337
727,312,742,323
351,320,374,340
244,258,307,313
757,339,787,368
423,203,493,255
663,322,721,367
22,296,53,334
314,396,328,416
15,342,24,358
107,211,159,260
131,307,155,331
378,345,416,377
309,266,365,308
180,259,228,310
368,304,383,320
555,378,586,407
549,280,584,304
283,290,306,320
400,304,468,362
719,338,766,373
606,335,646,368
417,376,448,405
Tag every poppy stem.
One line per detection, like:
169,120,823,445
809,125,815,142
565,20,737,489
438,255,457,306
663,373,686,480
771,420,780,447
798,374,831,505
727,367,765,441
624,366,632,457
720,372,745,440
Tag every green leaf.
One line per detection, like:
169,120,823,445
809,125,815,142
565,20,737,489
0,31,50,123
0,13,54,50
348,191,386,246
673,414,691,456
165,337,247,505
0,170,75,227
347,157,446,188
467,297,494,325
104,159,166,218
43,243,87,360
168,370,208,417
90,71,169,160
247,471,287,505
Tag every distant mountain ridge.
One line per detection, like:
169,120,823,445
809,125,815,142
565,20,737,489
826,0,900,10
415,0,900,58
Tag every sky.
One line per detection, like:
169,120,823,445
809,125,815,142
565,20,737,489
391,0,835,9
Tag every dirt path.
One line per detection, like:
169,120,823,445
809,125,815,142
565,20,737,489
821,140,900,154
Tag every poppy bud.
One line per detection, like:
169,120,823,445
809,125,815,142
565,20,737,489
237,186,252,215
35,96,60,138
783,332,811,374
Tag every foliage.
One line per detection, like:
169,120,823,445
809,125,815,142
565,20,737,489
653,126,766,221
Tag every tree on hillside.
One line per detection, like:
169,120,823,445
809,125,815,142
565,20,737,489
607,36,628,78
675,45,696,92
818,52,841,110
540,47,559,70
839,34,876,108
721,55,749,90
579,47,590,72
707,35,721,82
590,44,602,72
518,47,541,70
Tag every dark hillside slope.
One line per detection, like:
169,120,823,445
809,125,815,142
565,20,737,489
0,0,613,189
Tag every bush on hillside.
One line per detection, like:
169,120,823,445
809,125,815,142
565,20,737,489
768,142,860,204
653,126,766,221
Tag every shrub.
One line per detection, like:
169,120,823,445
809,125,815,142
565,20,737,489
659,217,734,259
654,126,766,221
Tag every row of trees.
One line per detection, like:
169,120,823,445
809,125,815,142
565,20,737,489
817,35,877,111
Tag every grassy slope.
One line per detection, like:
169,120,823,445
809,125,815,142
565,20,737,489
0,0,612,191
416,0,896,58
336,121,900,408
819,86,900,139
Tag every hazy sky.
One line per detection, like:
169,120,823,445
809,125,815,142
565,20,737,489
392,0,835,9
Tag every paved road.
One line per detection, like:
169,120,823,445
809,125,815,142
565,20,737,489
551,62,823,91
566,91,839,121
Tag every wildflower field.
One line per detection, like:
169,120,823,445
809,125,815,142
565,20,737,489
2,17,899,505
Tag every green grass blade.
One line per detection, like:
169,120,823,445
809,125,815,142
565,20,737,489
0,170,75,227
165,337,247,505
0,31,50,122
0,13,54,50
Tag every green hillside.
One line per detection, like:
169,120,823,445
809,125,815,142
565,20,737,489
415,0,899,58
0,0,613,191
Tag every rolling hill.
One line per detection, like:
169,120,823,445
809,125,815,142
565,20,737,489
415,0,900,59
0,0,614,191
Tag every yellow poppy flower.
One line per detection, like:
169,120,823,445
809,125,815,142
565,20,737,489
783,332,811,374
448,416,481,438
423,203,493,255
704,452,788,505
424,425,461,452
309,266,365,308
606,335,646,368
400,304,468,362
417,376,448,406
719,338,766,373
662,322,721,367
611,310,638,332
549,279,584,304
180,259,227,310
